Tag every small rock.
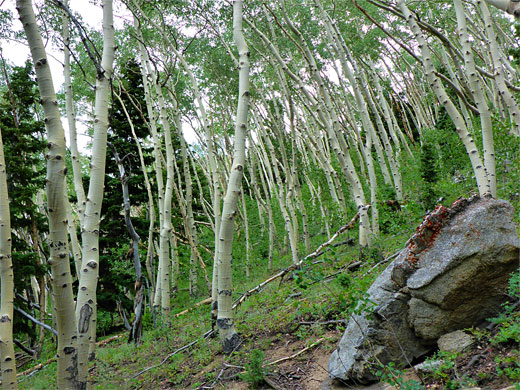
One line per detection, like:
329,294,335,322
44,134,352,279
414,359,444,374
438,330,475,353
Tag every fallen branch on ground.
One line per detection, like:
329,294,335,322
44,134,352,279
174,297,212,318
13,355,57,383
233,213,359,310
130,329,215,379
213,338,325,388
96,333,125,346
298,319,348,326
264,375,284,390
267,338,324,366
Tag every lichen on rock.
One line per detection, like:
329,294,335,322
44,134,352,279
329,196,520,384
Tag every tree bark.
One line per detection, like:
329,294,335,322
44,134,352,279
0,128,17,389
16,0,79,386
217,0,250,352
75,0,114,383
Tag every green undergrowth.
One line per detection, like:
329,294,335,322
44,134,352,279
19,228,410,389
18,117,520,389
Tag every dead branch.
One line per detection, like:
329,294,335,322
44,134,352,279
233,213,359,310
13,334,126,383
264,375,284,390
14,355,56,380
14,306,57,336
170,228,214,258
96,333,124,346
298,319,348,326
174,297,212,318
267,338,324,366
130,329,215,379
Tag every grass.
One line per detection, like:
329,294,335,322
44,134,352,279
17,117,520,388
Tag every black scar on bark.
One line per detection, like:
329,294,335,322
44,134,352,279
78,304,93,333
222,333,241,353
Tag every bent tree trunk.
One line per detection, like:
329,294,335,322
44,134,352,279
75,0,114,383
109,144,144,343
16,0,78,387
0,128,17,389
217,0,250,352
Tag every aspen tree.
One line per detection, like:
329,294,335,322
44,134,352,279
253,146,276,269
16,0,78,386
74,0,114,383
63,0,86,226
397,0,491,196
478,0,520,138
454,0,496,197
217,0,249,352
179,115,199,296
0,128,16,389
153,79,174,314
116,84,156,293
61,1,83,280
246,10,371,247
134,25,163,303
134,21,170,312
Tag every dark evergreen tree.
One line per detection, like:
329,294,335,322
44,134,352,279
98,59,154,330
0,61,47,345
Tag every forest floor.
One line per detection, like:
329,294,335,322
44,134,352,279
16,202,520,390
83,300,520,390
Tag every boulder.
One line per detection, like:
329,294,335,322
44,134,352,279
329,196,520,383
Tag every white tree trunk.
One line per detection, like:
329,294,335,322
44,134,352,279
455,0,496,197
217,0,249,352
398,0,490,195
75,0,114,384
16,1,79,386
63,0,86,225
0,128,17,389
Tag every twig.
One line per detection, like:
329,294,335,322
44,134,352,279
267,338,324,366
307,261,363,287
298,319,347,326
264,375,284,390
363,250,401,277
130,329,215,379
222,362,244,369
15,355,56,380
15,334,125,383
14,306,57,336
13,339,35,356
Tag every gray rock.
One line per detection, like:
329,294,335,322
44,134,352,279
437,330,475,353
414,359,444,374
329,196,520,383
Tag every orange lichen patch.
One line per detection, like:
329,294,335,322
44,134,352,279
404,204,450,268
392,195,483,287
